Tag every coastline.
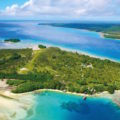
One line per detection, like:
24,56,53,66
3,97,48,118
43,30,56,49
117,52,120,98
80,29,120,41
23,88,120,107
1,36,120,62
30,44,119,63
0,87,120,120
99,32,105,38
33,89,120,105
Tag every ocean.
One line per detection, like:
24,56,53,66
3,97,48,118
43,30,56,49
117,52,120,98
0,21,120,61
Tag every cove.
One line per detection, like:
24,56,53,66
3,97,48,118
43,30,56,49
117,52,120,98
26,91,120,120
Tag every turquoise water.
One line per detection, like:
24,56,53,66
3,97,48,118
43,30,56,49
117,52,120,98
26,91,120,120
0,22,120,61
1,21,120,120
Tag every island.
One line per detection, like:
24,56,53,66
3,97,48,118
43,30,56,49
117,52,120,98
4,38,21,43
0,45,120,94
38,44,46,49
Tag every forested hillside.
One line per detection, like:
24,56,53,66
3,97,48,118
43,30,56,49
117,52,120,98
0,47,120,94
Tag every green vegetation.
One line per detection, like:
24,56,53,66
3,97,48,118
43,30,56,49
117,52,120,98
104,33,120,39
4,39,21,43
38,44,46,49
0,49,32,73
7,79,26,86
0,47,120,94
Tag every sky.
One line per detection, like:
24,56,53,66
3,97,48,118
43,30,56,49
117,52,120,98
0,0,27,9
0,0,120,21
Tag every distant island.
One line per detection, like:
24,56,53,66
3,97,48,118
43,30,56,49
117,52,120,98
4,39,21,43
38,44,46,49
0,45,119,94
39,23,120,39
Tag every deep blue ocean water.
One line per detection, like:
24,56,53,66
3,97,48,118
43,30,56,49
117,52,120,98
0,21,120,61
26,91,120,120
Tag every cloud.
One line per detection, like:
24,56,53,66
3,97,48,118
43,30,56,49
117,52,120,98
0,0,120,19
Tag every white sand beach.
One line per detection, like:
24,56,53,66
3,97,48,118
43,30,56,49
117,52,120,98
0,90,35,120
0,80,35,120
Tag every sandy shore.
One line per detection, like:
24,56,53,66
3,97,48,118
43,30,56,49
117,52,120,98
0,90,35,120
99,32,105,38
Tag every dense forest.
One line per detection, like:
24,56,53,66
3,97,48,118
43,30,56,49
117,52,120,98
39,23,120,39
0,47,120,94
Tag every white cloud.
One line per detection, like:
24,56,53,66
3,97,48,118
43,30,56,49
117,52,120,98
0,0,119,19
5,4,19,16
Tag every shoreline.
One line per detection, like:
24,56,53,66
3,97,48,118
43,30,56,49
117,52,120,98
0,38,120,62
99,32,105,38
21,88,120,107
0,88,120,120
34,89,120,105
30,44,119,63
79,28,120,41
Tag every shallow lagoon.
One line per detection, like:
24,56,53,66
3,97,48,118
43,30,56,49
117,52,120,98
26,91,120,120
0,21,120,61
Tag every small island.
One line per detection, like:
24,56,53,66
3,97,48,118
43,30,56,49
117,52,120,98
38,44,46,49
4,38,21,43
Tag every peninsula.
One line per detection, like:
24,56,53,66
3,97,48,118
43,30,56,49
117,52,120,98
0,45,120,94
